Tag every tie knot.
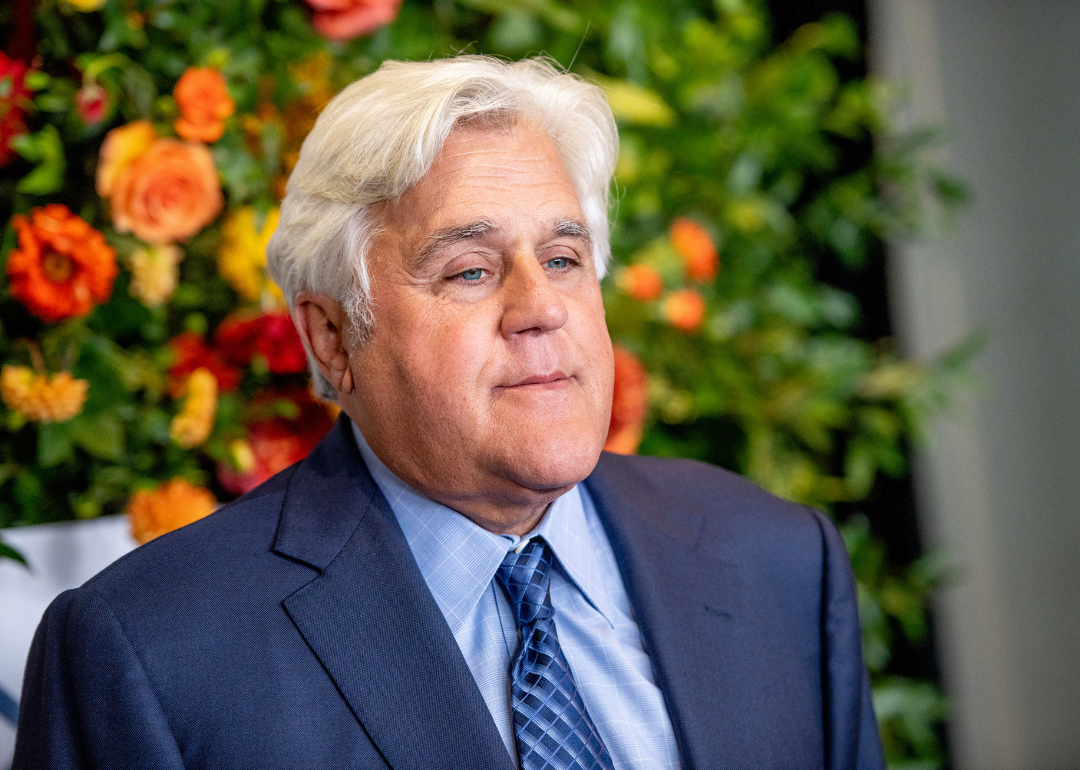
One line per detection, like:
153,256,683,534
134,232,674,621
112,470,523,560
496,537,555,627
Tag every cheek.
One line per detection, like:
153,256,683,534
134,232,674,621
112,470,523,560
395,306,499,409
569,296,614,387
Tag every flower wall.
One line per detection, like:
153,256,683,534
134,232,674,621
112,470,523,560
0,0,967,765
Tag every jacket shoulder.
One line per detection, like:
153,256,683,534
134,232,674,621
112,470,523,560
590,451,822,540
79,464,306,616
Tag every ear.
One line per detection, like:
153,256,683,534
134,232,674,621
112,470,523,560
291,291,355,395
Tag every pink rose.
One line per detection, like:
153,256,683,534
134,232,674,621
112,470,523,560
306,0,402,40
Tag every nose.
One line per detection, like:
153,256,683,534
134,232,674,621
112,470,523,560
499,255,569,338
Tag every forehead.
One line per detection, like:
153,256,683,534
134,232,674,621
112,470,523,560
381,122,584,242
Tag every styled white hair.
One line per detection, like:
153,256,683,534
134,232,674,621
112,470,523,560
266,55,619,399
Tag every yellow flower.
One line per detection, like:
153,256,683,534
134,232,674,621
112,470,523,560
96,121,157,198
290,52,334,108
169,368,217,448
127,478,216,544
227,438,256,473
0,365,89,423
63,0,107,11
129,244,183,307
216,206,283,303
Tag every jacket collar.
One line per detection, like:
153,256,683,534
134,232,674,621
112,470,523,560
273,415,515,770
584,451,750,770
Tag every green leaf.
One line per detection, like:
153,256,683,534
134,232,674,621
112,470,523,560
12,124,67,195
587,73,676,127
0,539,29,567
13,472,42,515
71,411,125,461
37,422,75,468
24,71,51,91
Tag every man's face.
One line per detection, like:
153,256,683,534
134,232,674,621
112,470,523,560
344,121,614,532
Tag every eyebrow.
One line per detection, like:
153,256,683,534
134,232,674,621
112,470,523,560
554,218,592,242
413,216,593,268
415,219,496,267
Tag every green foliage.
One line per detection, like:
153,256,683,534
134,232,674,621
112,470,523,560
0,0,969,766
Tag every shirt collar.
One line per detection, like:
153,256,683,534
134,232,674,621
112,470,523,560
350,421,614,631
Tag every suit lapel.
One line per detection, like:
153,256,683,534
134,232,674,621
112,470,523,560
584,453,764,770
274,417,514,770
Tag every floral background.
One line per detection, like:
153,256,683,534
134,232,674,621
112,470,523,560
0,0,968,766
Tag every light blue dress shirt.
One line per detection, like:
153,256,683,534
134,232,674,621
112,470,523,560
350,423,680,769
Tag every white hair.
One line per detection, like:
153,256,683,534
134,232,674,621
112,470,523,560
265,55,619,400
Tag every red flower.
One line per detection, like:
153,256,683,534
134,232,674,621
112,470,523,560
214,311,307,375
257,312,308,374
75,83,108,125
604,346,649,455
0,52,32,168
217,385,335,495
167,332,241,395
306,0,403,40
214,313,262,366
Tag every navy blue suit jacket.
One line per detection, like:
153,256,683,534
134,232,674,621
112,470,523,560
15,416,884,769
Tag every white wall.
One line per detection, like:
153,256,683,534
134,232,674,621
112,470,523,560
0,517,136,768
870,2,1080,768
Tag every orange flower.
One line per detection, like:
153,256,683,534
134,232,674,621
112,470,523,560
0,365,89,422
173,67,235,143
662,289,707,333
96,120,158,198
305,0,403,40
617,264,664,302
170,368,218,448
127,477,216,544
6,204,118,322
604,346,648,455
670,218,719,282
110,138,223,243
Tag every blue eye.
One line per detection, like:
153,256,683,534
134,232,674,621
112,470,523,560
460,268,484,281
547,257,570,269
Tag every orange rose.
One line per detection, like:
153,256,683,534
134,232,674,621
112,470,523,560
6,204,118,322
173,67,235,143
662,289,707,333
96,120,158,198
127,478,216,544
306,0,403,40
110,138,223,243
618,264,664,301
604,346,649,455
670,217,719,282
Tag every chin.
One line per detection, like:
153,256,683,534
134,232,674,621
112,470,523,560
496,422,606,493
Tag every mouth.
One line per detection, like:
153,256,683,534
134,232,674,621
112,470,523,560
500,371,572,389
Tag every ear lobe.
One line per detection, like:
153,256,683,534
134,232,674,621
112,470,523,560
291,292,354,394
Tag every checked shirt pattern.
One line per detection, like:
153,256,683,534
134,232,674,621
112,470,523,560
496,538,615,770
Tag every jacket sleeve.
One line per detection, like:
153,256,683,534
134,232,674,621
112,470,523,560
13,588,186,770
811,508,887,770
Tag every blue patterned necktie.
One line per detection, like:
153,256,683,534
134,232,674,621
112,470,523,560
495,537,615,770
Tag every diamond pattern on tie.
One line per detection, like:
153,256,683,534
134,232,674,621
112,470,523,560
496,538,615,770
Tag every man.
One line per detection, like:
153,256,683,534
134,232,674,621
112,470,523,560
15,57,884,769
